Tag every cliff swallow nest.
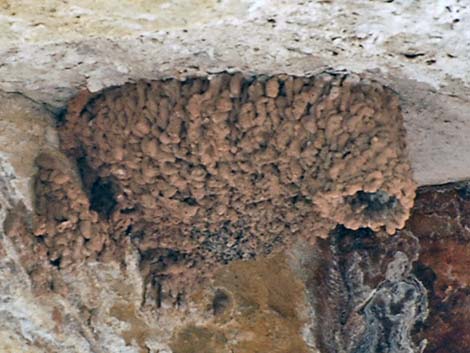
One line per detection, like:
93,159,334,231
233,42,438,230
29,72,415,292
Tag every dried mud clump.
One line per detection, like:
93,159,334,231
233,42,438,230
310,75,415,233
407,182,470,353
18,72,415,300
32,150,113,269
60,72,413,248
3,202,66,294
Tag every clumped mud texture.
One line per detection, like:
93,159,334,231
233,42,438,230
307,227,428,353
59,72,412,253
3,202,66,295
32,150,116,268
7,71,415,304
406,182,470,353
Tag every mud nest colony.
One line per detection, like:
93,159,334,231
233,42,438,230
30,72,415,296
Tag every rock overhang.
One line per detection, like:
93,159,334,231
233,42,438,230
2,1,470,186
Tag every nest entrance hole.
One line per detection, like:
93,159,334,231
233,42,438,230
348,190,399,216
76,156,118,219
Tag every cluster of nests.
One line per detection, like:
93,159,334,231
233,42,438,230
32,151,112,268
29,71,416,302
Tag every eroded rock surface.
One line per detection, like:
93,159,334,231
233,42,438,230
306,227,428,353
170,254,310,353
408,182,470,353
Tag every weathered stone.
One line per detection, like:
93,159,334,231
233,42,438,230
407,182,470,353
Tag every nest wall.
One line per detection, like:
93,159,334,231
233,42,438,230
21,72,415,300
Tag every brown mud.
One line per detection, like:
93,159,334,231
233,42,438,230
5,72,416,302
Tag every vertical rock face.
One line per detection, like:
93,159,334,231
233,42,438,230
306,227,428,353
407,182,470,353
170,254,311,353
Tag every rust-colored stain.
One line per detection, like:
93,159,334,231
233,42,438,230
51,306,64,335
110,302,156,353
171,253,310,353
408,182,470,353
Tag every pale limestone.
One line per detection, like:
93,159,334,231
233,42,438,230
1,0,470,184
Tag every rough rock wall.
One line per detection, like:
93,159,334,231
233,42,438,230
408,182,470,353
307,228,428,353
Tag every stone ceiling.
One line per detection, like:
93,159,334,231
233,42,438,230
1,0,470,185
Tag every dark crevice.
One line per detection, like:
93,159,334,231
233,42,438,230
53,107,68,126
90,178,117,219
76,156,118,219
49,257,61,268
412,262,437,294
212,289,231,316
349,190,398,214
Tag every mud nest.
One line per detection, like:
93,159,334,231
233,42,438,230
29,72,415,297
